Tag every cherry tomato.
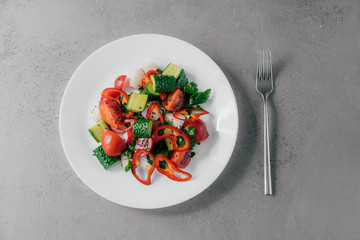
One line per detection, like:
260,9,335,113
99,99,122,129
115,75,127,90
163,88,184,112
184,119,209,142
101,129,127,157
170,150,192,169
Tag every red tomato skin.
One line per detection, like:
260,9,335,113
99,99,122,129
184,119,209,142
101,129,127,157
163,88,184,112
115,75,127,90
170,150,192,169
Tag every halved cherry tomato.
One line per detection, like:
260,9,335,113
163,88,184,112
173,108,209,121
131,150,155,185
154,154,192,181
99,99,122,129
142,70,161,88
101,129,127,157
170,150,192,169
134,138,153,152
184,119,209,142
114,75,127,90
101,88,129,105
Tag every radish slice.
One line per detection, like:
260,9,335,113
128,68,145,89
90,105,102,122
165,112,185,129
142,62,158,73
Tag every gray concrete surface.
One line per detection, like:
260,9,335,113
1,0,360,239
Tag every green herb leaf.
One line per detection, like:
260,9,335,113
127,141,136,152
184,82,198,95
147,155,153,165
176,70,188,89
163,120,173,126
124,160,132,172
159,160,167,169
188,89,211,106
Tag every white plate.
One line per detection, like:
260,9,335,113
59,34,238,209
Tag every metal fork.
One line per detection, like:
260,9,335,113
256,50,274,195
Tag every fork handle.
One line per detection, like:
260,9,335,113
263,97,272,195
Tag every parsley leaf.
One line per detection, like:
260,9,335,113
124,160,132,172
182,126,199,152
184,82,198,95
176,71,188,89
188,89,211,106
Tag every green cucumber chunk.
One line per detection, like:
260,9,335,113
88,119,109,142
150,75,176,92
164,128,174,151
132,119,153,138
93,145,120,170
162,63,183,80
143,82,160,100
126,93,148,112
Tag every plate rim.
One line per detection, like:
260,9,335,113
59,33,239,209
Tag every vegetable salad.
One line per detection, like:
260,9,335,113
89,62,211,185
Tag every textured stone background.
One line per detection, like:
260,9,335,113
1,0,360,239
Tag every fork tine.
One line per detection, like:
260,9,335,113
262,50,266,81
263,50,269,81
257,51,260,80
269,50,273,81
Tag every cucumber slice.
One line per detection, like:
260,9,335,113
132,119,153,138
88,119,109,142
162,63,183,80
93,145,120,170
143,82,160,100
126,93,148,112
150,75,176,92
164,128,174,151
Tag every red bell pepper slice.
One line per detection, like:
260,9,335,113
153,125,190,152
173,108,209,121
101,88,129,105
146,103,164,123
110,118,137,134
142,70,161,88
131,150,155,185
154,154,192,181
122,111,134,119
118,118,137,133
